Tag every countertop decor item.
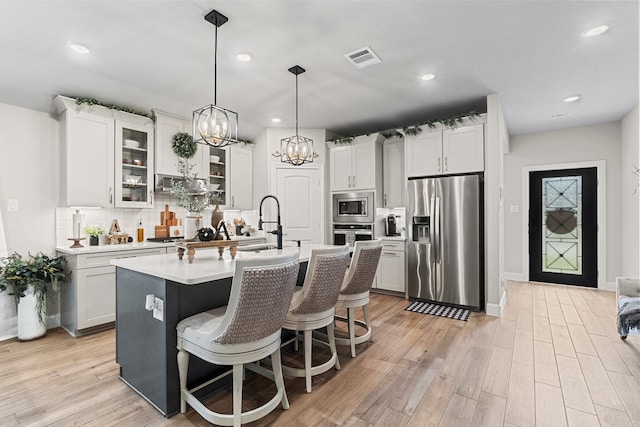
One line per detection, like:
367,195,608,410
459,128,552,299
272,65,315,166
172,132,197,159
171,158,209,214
84,225,105,246
192,9,239,148
0,252,67,340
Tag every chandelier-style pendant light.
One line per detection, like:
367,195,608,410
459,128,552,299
279,65,314,165
193,9,238,147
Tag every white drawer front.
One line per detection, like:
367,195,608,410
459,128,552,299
380,240,405,252
77,248,166,269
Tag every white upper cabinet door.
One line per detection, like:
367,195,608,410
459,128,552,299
330,145,352,191
227,146,253,209
153,110,208,178
405,131,443,178
383,141,405,208
442,124,484,174
59,108,115,207
115,120,155,208
352,142,376,190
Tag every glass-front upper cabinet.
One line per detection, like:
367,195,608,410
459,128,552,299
115,121,154,208
208,146,227,206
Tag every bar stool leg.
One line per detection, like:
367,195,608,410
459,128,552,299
233,364,243,427
363,304,372,341
304,330,312,392
327,321,341,370
348,307,356,357
177,349,189,413
272,349,290,409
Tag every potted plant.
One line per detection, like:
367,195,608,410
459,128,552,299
171,157,210,239
84,225,105,246
0,252,67,340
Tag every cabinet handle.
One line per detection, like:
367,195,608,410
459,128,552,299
384,194,387,207
232,196,235,208
348,176,352,188
149,190,153,206
383,252,399,256
109,187,113,204
444,157,448,171
437,158,441,172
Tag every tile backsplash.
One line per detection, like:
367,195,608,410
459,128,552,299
56,193,259,246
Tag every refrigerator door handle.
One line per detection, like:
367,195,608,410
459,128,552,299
429,197,436,264
434,197,441,263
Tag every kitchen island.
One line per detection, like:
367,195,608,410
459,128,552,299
111,243,322,416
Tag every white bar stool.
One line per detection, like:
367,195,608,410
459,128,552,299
281,245,350,393
176,251,300,427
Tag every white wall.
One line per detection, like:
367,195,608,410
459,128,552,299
0,103,59,339
503,122,622,285
620,105,639,278
485,94,508,316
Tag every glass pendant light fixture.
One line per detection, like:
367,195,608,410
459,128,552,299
279,65,314,165
193,9,238,147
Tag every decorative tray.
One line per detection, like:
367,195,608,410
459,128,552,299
174,239,238,263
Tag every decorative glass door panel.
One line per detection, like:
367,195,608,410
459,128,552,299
542,176,582,275
208,146,226,206
115,121,154,208
529,168,597,287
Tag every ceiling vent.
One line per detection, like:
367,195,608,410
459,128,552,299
344,46,382,69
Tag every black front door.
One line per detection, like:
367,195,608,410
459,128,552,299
529,167,598,287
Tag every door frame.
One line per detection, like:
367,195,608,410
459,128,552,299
521,160,606,289
270,165,325,244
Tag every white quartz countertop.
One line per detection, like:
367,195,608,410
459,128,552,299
111,243,332,285
56,235,266,255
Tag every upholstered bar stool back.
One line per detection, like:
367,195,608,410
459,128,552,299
334,240,382,357
177,251,300,427
282,245,350,393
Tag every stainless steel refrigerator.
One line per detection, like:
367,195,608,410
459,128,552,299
407,174,483,310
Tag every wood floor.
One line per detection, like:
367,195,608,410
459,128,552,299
1,281,639,426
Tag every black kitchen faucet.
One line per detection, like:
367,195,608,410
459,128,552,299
258,195,283,250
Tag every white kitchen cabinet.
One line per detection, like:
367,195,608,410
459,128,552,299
405,124,484,178
375,239,405,293
227,145,253,209
382,139,405,207
54,95,155,208
115,121,154,208
153,110,208,178
59,247,167,336
330,135,380,191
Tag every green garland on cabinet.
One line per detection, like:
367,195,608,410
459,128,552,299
329,110,482,144
74,97,151,118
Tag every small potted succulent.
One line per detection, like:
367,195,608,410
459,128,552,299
0,252,67,340
84,225,105,246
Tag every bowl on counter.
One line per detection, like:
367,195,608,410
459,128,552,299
124,139,140,148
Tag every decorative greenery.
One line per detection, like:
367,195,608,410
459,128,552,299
238,138,254,145
74,97,150,118
172,132,197,159
329,136,354,145
171,158,209,213
84,225,105,238
402,126,423,136
0,252,68,326
381,131,403,139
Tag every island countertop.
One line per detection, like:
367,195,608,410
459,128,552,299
111,243,328,285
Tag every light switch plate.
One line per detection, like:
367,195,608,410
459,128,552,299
153,298,164,321
7,199,18,212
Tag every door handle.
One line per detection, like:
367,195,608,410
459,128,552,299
429,197,436,264
444,157,448,172
434,197,441,263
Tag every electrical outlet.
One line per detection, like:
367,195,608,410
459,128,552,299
153,298,164,321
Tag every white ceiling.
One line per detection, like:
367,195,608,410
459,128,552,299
0,1,637,141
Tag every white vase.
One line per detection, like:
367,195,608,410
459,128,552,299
17,284,46,341
184,213,203,240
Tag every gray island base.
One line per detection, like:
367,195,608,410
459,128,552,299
112,245,318,416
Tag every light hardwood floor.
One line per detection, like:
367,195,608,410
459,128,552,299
1,281,639,426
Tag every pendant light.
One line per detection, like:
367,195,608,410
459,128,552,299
192,9,238,147
279,65,314,165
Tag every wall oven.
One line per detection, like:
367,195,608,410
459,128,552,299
333,224,374,247
332,191,375,223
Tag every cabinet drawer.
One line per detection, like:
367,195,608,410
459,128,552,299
380,240,405,252
77,248,166,269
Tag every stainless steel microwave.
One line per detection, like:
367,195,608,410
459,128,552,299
332,191,375,223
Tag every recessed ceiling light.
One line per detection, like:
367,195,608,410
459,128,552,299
236,53,251,62
552,113,569,118
563,95,581,103
584,25,610,37
271,117,281,123
420,73,436,81
69,43,90,54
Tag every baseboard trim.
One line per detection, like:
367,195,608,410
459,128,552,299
504,272,527,282
486,291,507,317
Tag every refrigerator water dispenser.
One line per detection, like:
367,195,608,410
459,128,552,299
412,216,430,243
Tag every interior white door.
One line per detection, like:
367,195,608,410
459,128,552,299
275,167,322,244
